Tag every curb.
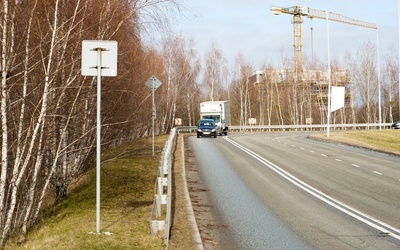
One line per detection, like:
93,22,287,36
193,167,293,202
181,136,204,250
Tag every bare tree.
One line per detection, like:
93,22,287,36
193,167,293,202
351,41,378,125
382,49,399,123
0,0,186,245
230,54,254,126
157,34,201,131
203,42,226,101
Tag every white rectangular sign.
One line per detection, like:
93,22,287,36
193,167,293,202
81,40,118,76
331,86,345,112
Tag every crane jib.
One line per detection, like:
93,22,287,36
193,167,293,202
308,8,377,30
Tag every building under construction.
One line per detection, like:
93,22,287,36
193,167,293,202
246,5,377,125
249,68,352,125
251,68,352,107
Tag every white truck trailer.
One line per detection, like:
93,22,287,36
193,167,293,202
199,101,230,135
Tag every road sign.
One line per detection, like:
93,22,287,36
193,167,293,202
248,118,257,125
145,75,162,156
175,118,182,126
81,40,118,234
145,75,162,90
331,86,345,112
81,40,118,76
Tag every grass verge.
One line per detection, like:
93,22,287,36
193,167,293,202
7,135,168,250
311,129,400,156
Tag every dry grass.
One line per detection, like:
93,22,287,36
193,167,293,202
311,129,400,156
6,135,168,250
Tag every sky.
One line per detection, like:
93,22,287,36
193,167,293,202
172,0,399,70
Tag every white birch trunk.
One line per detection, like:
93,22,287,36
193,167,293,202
0,1,10,241
17,0,38,235
1,0,59,242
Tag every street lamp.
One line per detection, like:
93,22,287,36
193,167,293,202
376,32,382,130
326,12,332,137
398,0,400,120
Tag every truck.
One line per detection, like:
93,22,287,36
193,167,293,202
199,101,230,136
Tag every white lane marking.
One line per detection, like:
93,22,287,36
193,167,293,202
321,154,327,157
309,150,315,153
300,147,305,150
373,171,383,175
223,137,400,241
351,164,360,168
335,159,342,162
291,145,296,147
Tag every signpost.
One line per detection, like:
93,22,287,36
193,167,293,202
81,40,117,234
145,75,162,156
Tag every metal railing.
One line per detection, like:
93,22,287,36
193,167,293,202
177,123,393,133
150,128,176,245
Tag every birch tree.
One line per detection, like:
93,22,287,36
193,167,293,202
230,54,253,127
204,42,225,101
160,35,200,130
351,41,378,124
0,0,186,245
382,51,399,123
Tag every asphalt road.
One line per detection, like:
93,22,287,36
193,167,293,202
188,132,400,249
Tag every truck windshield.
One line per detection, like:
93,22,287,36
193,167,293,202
202,115,220,123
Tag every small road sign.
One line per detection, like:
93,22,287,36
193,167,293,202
145,75,162,90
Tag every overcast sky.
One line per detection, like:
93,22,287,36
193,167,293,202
172,0,399,70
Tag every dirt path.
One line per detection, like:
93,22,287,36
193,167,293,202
168,135,227,249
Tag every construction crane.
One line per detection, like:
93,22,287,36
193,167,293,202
271,6,377,71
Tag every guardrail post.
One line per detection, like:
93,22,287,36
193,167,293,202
150,220,165,234
157,177,168,193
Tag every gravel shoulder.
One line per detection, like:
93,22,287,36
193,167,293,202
168,135,226,250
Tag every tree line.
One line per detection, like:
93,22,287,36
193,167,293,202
0,0,399,246
196,41,399,128
0,0,187,245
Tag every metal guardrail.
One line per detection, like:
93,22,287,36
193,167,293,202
150,127,176,245
150,122,393,246
177,123,393,133
230,123,393,131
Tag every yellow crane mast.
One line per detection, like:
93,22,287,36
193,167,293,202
271,6,377,71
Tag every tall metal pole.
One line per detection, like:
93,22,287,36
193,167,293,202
398,0,400,120
96,48,102,233
326,12,332,137
376,32,382,130
152,77,155,157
